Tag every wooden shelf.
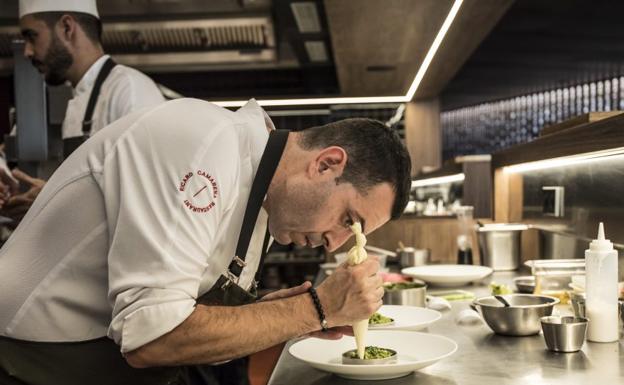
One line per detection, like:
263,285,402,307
492,113,624,169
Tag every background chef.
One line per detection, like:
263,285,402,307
0,0,165,220
0,95,411,385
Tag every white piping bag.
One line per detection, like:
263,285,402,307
347,222,368,359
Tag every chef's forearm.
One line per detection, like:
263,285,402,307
124,292,320,368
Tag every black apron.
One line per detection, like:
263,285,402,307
62,58,117,159
0,129,289,385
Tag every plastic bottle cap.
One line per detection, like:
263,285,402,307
589,222,614,251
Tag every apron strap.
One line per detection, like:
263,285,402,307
82,57,117,135
228,129,288,280
253,224,272,284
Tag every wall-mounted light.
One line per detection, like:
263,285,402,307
411,173,465,188
212,0,464,108
503,147,624,173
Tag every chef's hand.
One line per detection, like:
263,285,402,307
0,168,18,209
315,256,383,328
1,169,46,223
259,281,312,302
259,281,356,340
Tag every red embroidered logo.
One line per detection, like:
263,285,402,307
178,170,219,213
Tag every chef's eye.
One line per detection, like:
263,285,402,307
344,216,354,228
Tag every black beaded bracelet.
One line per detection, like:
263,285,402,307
308,287,328,332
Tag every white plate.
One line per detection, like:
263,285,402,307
401,264,493,287
320,262,389,275
289,331,457,380
369,305,441,331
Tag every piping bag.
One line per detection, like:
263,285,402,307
347,222,368,359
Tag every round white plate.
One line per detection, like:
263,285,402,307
289,331,457,380
369,305,441,331
401,264,493,287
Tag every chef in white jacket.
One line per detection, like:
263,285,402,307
0,97,412,385
0,0,165,218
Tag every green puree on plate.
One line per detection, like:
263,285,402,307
347,346,395,360
368,312,394,325
383,282,424,291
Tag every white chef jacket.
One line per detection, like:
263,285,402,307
0,99,273,353
0,55,165,172
62,54,166,139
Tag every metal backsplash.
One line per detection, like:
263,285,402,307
520,154,624,278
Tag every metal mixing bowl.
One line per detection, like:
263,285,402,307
473,294,560,336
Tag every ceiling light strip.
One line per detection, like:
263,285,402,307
404,0,463,100
212,0,464,108
411,173,465,188
213,95,408,108
503,147,624,173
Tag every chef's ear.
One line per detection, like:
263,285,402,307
313,146,347,176
57,14,77,43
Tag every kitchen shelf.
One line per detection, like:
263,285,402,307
492,113,624,169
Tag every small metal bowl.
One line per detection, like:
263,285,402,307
473,294,560,336
342,348,398,365
541,316,588,353
513,276,536,294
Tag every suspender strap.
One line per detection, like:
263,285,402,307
252,225,272,283
228,129,289,278
82,58,117,135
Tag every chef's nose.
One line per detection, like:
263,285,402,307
324,227,353,252
23,42,34,59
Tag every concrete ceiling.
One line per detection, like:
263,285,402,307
324,0,513,99
0,0,514,101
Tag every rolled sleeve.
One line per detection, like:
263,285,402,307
110,288,195,352
99,100,239,352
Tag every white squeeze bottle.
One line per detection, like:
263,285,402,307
585,222,619,342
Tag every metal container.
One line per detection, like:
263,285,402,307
473,294,559,336
570,292,586,318
540,316,588,353
477,224,528,271
397,247,429,267
514,276,536,294
382,281,427,307
342,349,397,365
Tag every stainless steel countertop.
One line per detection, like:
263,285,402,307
268,271,624,385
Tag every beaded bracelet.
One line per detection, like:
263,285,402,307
308,287,328,332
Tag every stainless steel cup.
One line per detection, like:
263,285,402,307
540,316,588,353
382,281,427,307
397,247,429,267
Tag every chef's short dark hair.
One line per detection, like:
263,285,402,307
298,118,412,220
35,12,102,44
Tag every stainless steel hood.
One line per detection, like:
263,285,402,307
0,16,275,73
101,16,275,69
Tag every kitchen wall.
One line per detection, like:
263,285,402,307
520,154,624,255
441,76,624,160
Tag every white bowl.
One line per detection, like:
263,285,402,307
288,330,457,380
401,264,493,287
